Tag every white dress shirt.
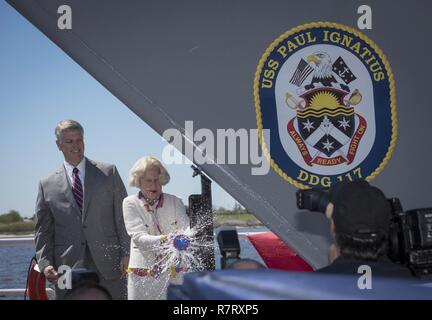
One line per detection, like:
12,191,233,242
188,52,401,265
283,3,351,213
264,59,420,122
64,157,86,194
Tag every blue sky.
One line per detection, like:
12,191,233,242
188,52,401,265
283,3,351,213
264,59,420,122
0,1,236,217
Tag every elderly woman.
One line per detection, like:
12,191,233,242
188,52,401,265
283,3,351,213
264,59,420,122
123,156,190,300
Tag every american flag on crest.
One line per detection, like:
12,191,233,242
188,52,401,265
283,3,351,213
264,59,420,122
290,58,314,86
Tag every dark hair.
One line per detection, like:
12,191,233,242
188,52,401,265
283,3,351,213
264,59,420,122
64,282,112,300
226,258,266,270
335,231,388,261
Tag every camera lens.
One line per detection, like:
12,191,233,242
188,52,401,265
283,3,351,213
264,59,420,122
296,189,329,213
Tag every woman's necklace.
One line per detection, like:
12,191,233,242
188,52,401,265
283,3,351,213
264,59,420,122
139,191,158,206
144,197,157,206
140,192,164,234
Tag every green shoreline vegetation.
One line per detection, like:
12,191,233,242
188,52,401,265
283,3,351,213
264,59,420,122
212,206,262,228
0,204,262,235
0,210,35,235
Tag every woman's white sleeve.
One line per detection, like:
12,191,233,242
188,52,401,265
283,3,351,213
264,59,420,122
123,199,163,251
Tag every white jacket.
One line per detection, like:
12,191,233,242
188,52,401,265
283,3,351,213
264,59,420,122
122,193,190,268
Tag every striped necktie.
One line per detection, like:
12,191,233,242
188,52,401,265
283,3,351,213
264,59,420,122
72,167,83,211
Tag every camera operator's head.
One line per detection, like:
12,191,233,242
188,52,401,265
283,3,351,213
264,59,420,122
326,179,392,261
226,258,266,270
64,282,112,300
63,268,112,300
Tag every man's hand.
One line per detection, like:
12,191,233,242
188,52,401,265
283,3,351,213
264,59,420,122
43,265,59,283
120,256,130,277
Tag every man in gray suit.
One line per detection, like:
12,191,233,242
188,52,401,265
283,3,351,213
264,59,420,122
34,120,130,299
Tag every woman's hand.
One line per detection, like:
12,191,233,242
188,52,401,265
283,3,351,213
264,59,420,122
120,256,130,277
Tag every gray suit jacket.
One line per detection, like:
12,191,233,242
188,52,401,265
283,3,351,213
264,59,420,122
34,158,130,280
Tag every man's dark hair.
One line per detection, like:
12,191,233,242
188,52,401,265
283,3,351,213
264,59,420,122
64,282,112,300
329,179,392,261
336,231,388,261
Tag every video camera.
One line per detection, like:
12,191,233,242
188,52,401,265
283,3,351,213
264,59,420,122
297,189,432,276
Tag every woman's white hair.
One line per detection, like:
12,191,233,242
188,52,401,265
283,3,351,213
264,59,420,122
128,156,170,188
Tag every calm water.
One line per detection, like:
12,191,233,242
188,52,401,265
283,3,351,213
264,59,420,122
0,226,268,299
0,243,35,293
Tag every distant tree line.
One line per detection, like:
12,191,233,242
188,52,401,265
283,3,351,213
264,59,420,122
0,203,256,233
0,210,24,223
185,202,254,216
213,202,253,216
0,204,253,221
0,210,34,234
